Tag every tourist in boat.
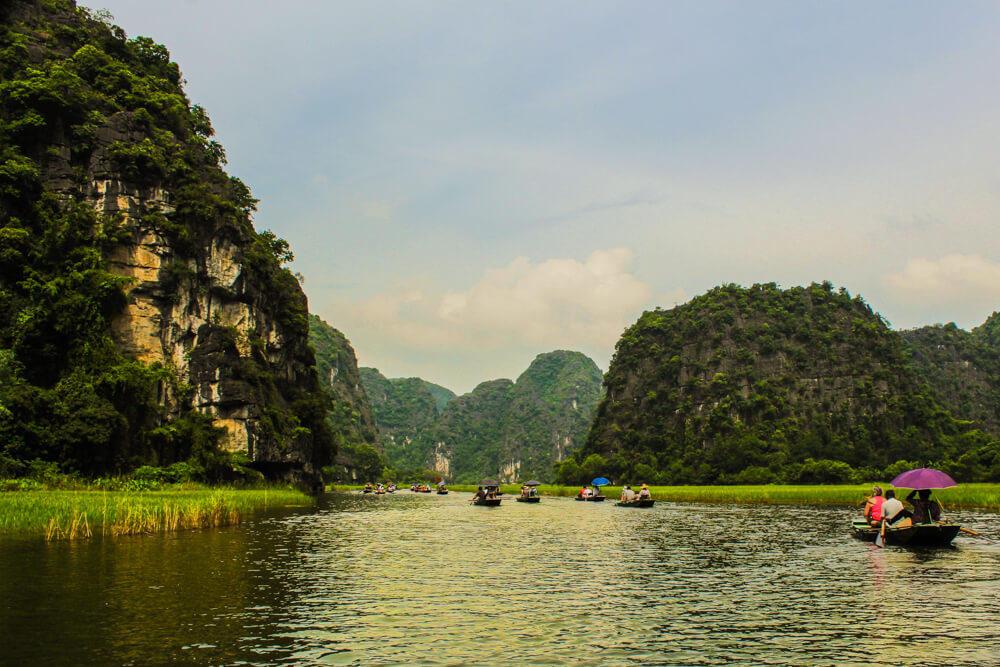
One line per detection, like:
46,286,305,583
880,489,912,526
520,485,529,498
620,485,636,502
906,489,942,524
578,486,591,498
485,486,498,500
528,485,537,498
863,486,885,526
637,484,652,500
471,486,486,502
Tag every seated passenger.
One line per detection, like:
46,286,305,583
864,486,885,526
880,489,912,526
907,489,942,524
637,484,651,500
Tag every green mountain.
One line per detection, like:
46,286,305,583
0,1,333,486
359,368,441,472
574,282,1000,485
308,315,386,481
361,351,604,483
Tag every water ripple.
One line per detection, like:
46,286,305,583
2,491,999,665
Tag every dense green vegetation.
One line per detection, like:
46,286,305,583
308,315,387,481
362,351,604,483
901,316,1000,434
0,1,333,482
570,282,1000,486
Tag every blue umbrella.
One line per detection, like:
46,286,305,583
592,477,610,486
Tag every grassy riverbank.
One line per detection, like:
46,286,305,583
444,483,1000,510
0,487,312,540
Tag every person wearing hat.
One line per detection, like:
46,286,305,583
621,485,636,502
637,484,651,500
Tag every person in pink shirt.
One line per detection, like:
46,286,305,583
864,485,885,526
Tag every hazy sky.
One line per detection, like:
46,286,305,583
92,1,1000,394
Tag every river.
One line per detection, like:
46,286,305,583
2,491,999,666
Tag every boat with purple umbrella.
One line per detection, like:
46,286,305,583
852,467,967,546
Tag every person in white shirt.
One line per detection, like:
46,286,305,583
880,489,909,525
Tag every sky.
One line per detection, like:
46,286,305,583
91,0,1000,394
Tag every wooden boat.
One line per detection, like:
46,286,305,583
437,488,449,495
616,498,654,508
851,521,961,547
516,496,540,503
473,497,501,506
574,495,607,502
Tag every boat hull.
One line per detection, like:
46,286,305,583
516,496,540,503
616,499,654,508
575,495,607,502
473,498,502,506
851,521,960,546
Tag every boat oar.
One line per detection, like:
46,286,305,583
934,520,980,536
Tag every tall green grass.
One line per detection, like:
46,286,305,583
0,487,312,539
447,483,1000,510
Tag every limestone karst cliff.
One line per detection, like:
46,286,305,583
575,282,999,484
0,1,333,485
361,351,603,483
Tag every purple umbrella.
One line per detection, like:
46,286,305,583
890,468,957,489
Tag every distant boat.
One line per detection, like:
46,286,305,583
473,497,502,506
851,520,960,547
574,495,607,502
616,499,654,508
515,496,540,503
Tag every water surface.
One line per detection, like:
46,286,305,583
2,491,998,665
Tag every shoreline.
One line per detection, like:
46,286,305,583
333,483,1000,511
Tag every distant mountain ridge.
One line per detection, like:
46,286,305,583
361,350,604,482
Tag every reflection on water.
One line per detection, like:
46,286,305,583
2,492,999,666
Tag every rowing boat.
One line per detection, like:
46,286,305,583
515,496,540,503
851,521,961,547
615,499,654,508
574,495,607,502
473,498,502,506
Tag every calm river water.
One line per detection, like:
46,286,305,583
2,491,999,666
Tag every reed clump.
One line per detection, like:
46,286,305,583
0,487,310,540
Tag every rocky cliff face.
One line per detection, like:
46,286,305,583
0,1,332,484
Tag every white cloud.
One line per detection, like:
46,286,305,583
322,249,655,389
885,254,1000,305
